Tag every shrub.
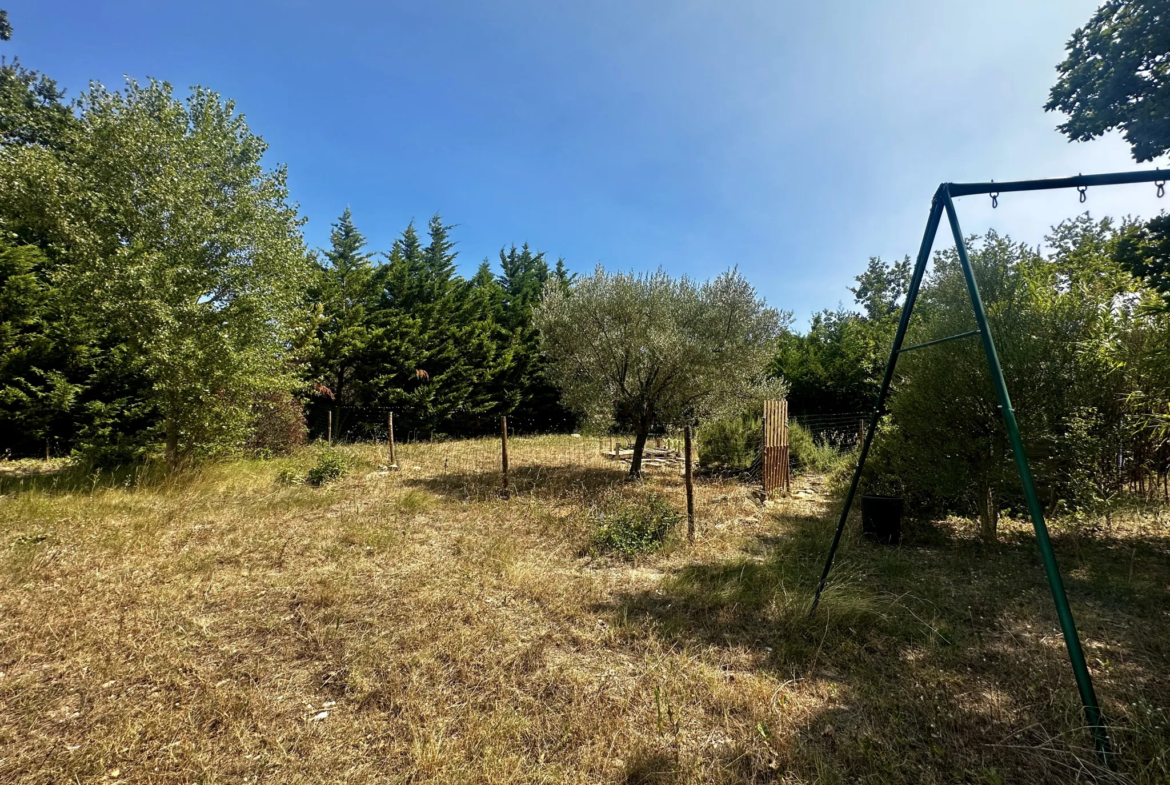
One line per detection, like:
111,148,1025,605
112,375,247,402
698,412,763,473
789,422,851,475
306,451,348,486
248,393,307,455
591,493,681,557
275,466,304,486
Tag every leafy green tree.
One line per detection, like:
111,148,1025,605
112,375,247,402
772,309,885,416
534,266,787,477
1047,0,1170,162
849,255,910,321
493,244,575,429
869,220,1162,540
0,10,12,42
0,78,312,466
1115,213,1170,310
771,256,908,415
0,61,74,151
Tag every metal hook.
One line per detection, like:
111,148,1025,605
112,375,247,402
1078,185,1088,203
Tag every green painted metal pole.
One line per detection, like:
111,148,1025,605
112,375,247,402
809,192,945,614
942,192,1113,768
897,329,980,354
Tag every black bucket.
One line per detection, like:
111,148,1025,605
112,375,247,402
861,495,903,545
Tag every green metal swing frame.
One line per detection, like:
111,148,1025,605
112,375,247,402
809,168,1170,769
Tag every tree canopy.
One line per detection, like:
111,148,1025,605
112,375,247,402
770,256,908,416
534,266,787,477
867,218,1170,540
1047,0,1170,162
0,78,313,465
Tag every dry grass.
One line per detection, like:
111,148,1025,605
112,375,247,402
0,436,1167,783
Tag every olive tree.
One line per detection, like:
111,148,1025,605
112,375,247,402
534,266,786,477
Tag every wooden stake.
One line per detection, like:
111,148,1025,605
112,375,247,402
684,424,695,544
45,438,50,462
388,412,397,469
500,415,510,498
327,410,333,444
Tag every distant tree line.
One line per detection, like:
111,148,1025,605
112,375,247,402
0,18,576,463
306,208,576,442
771,218,1170,537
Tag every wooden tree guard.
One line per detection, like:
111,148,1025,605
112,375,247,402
762,400,789,496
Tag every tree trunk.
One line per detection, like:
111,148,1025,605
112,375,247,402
165,416,179,472
628,429,649,479
977,481,998,543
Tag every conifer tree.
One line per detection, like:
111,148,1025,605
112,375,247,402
308,208,378,410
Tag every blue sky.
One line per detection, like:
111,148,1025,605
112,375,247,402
6,1,1167,325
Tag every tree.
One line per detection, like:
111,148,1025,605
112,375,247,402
361,216,517,437
0,10,12,42
494,244,575,430
534,266,786,477
308,208,378,407
1115,213,1170,310
0,78,312,466
770,256,908,415
868,221,1162,541
1046,0,1170,162
849,255,910,322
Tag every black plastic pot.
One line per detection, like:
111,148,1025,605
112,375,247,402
861,495,903,546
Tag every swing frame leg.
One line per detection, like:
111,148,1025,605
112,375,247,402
806,171,1158,769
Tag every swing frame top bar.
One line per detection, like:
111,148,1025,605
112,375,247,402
946,168,1166,197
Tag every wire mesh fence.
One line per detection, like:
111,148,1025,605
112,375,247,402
306,409,697,500
790,411,870,447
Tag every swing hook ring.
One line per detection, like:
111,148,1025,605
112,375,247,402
990,191,999,209
1157,180,1166,198
1077,185,1088,203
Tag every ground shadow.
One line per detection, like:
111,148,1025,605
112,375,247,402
0,459,189,496
601,510,1170,783
401,463,636,503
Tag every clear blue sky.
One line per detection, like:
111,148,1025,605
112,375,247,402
6,1,1168,325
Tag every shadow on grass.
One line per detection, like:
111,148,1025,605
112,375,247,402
402,463,632,503
0,460,180,496
602,510,1170,783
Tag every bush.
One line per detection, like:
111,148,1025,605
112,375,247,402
789,422,851,475
275,466,304,486
306,451,348,486
248,393,307,455
591,493,681,557
698,412,763,473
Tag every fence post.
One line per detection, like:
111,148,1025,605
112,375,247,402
782,400,790,494
501,415,510,499
858,417,866,446
328,410,332,444
388,412,397,469
685,424,695,544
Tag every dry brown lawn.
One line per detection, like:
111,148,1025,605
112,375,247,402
1,436,1167,783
